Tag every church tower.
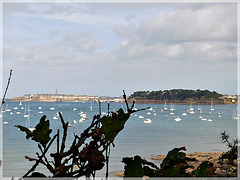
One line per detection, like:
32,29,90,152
56,89,58,95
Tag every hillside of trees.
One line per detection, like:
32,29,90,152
128,89,225,104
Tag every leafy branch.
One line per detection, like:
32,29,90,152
16,90,147,178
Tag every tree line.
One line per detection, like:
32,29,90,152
128,89,223,101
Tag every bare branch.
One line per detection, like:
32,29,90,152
0,70,12,111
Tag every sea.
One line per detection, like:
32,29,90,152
1,101,238,178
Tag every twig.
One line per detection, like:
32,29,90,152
23,133,58,177
0,70,12,111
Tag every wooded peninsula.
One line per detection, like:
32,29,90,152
128,89,237,105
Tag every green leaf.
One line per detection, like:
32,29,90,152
101,108,130,141
192,161,215,177
122,155,144,177
15,125,33,139
32,115,52,147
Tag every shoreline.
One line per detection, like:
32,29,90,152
112,151,237,177
5,99,235,105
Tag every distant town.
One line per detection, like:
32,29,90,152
8,90,124,103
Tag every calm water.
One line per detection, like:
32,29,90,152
1,101,238,177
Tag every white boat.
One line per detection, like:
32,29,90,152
170,103,175,111
174,117,181,122
25,111,35,132
14,107,18,110
189,102,194,111
53,116,58,120
189,111,195,114
73,108,77,111
182,113,187,116
50,107,55,110
38,111,43,114
153,113,157,116
90,101,93,111
208,119,213,122
147,112,151,115
38,107,42,110
210,101,214,111
24,105,30,118
198,116,203,119
3,121,8,124
5,104,11,112
79,118,85,122
73,120,77,124
21,107,24,110
16,111,21,115
134,114,138,117
148,107,153,111
101,112,107,115
201,118,207,121
143,118,152,124
232,108,239,120
164,101,168,110
139,115,144,119
19,102,22,106
169,112,174,115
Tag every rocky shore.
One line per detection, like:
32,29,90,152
112,152,237,177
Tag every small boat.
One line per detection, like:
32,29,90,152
16,111,21,115
19,102,22,106
90,101,93,111
210,101,214,111
198,116,203,119
3,121,8,124
208,119,213,122
189,102,194,111
189,111,195,114
38,111,43,114
153,113,157,116
174,117,181,122
164,101,168,110
201,118,207,121
182,113,187,116
53,116,58,120
73,120,77,124
143,118,152,124
21,107,24,110
14,107,18,110
148,107,153,111
170,103,175,111
139,115,144,119
68,124,72,127
38,107,42,110
50,107,55,110
73,108,77,111
147,112,151,115
232,108,239,120
169,112,174,115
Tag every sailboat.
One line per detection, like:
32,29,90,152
232,108,239,120
164,101,168,110
210,101,214,111
90,101,93,112
24,105,30,118
25,109,35,132
19,101,22,106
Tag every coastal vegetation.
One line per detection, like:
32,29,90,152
128,89,236,104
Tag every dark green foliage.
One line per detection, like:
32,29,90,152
218,131,238,175
101,108,130,141
122,146,215,177
192,161,215,177
16,115,52,148
129,89,223,101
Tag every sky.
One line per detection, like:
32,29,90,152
2,2,238,98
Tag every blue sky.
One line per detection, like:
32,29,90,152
2,2,238,98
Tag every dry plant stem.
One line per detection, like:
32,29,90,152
23,133,58,177
0,70,12,111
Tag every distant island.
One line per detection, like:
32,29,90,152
128,89,238,105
